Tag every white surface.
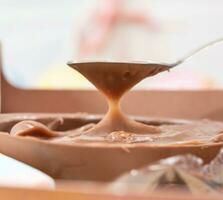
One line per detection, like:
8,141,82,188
0,153,55,189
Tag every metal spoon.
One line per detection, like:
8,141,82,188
68,37,223,72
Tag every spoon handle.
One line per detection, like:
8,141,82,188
172,37,223,67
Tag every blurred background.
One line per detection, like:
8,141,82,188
1,0,223,90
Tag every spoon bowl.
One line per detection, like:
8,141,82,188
68,37,223,79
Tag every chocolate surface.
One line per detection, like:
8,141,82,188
0,113,223,181
8,115,223,145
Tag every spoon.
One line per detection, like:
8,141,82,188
68,37,223,73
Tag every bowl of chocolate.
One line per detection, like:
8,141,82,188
0,61,223,182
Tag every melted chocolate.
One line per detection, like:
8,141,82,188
9,117,223,145
1,113,223,181
68,62,168,135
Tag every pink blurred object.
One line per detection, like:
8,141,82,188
78,0,158,57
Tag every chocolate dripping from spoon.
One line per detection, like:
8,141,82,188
68,62,169,136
